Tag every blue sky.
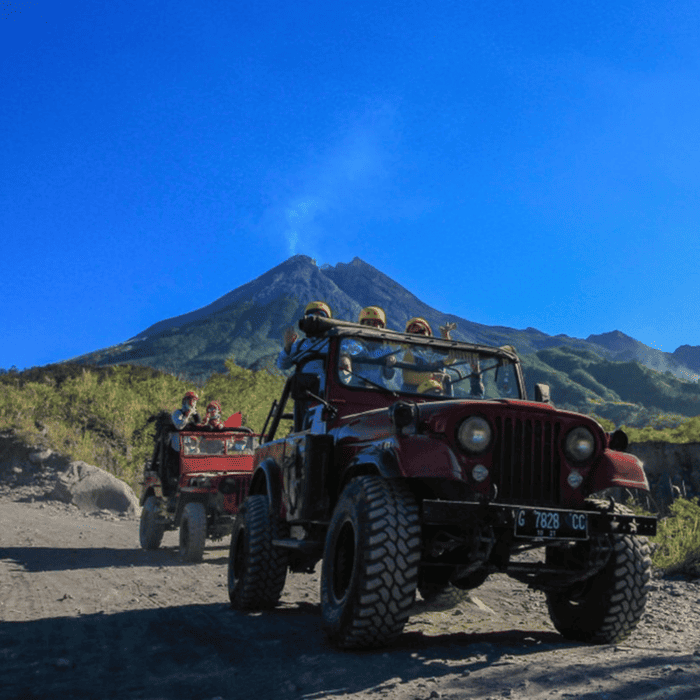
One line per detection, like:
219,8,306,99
2,0,700,370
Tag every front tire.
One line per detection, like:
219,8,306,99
321,476,421,649
179,502,207,562
546,533,652,644
228,495,288,610
139,496,165,550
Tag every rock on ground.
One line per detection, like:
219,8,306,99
48,460,139,515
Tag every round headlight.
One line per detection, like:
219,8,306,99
457,417,492,454
564,427,595,462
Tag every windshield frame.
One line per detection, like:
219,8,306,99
299,315,526,401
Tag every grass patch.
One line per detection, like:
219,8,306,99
649,497,700,576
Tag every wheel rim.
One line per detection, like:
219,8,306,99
331,520,356,602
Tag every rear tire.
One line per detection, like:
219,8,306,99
321,476,421,649
228,495,288,609
179,502,207,562
139,496,165,550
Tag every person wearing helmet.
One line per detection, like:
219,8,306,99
358,305,387,329
339,305,398,388
277,301,334,394
402,318,457,394
405,317,432,337
198,400,224,430
165,391,200,493
171,391,200,447
279,301,332,362
402,317,436,393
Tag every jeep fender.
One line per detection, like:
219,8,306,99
588,449,650,493
140,473,163,505
339,435,462,491
340,443,401,491
250,458,283,518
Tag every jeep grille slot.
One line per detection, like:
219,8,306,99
492,417,561,506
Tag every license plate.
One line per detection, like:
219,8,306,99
514,508,589,540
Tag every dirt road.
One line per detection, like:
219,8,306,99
2,484,700,700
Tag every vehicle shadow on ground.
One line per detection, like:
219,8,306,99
0,544,229,572
2,601,697,700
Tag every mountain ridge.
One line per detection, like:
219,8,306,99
65,255,700,427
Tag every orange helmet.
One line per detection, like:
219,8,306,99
405,317,432,337
417,378,443,395
304,301,332,318
358,306,386,328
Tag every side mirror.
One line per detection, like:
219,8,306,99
291,372,320,400
608,429,629,452
534,383,551,404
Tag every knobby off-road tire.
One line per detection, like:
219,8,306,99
321,476,421,650
139,496,165,550
228,495,288,610
179,502,207,562
546,532,652,644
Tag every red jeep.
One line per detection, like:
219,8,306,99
139,412,259,562
227,316,657,649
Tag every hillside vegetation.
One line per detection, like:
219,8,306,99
5,355,700,495
4,359,700,575
0,360,286,492
521,346,700,428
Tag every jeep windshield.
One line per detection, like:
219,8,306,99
182,434,258,456
337,336,521,400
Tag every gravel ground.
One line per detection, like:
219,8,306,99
2,477,700,700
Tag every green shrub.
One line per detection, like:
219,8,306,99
650,497,700,576
623,414,700,443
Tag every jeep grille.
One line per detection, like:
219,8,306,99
491,417,561,506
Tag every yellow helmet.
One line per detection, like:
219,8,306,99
405,317,432,336
304,301,332,318
358,305,386,328
417,378,443,395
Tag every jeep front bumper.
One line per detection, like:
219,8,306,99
421,499,657,539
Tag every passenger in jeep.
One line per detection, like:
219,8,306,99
277,301,333,389
197,400,225,430
166,391,200,491
402,317,455,393
171,391,200,440
353,306,398,386
338,354,355,385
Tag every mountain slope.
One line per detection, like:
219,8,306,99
65,255,700,426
